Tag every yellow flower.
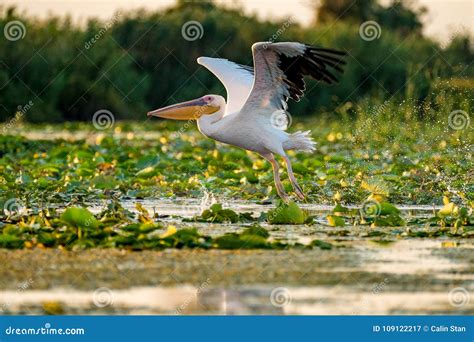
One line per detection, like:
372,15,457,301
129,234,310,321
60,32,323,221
160,225,177,238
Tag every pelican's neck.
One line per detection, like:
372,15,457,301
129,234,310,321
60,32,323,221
197,108,226,138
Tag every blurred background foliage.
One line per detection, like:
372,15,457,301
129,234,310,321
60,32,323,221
0,0,472,123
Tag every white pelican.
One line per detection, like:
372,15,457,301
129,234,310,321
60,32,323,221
148,42,346,201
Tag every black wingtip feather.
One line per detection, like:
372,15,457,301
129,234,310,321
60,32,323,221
309,46,347,56
276,43,347,101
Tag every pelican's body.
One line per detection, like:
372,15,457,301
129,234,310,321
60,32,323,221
197,104,289,155
148,42,346,201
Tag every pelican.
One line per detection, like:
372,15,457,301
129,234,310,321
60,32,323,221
148,42,346,201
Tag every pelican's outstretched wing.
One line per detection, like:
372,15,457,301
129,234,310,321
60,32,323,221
240,42,346,116
197,57,254,116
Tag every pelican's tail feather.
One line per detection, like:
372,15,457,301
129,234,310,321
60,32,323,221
283,130,316,152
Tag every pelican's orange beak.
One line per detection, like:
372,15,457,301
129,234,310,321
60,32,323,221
147,98,219,120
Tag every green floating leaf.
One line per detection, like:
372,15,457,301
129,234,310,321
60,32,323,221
434,197,473,228
363,230,387,237
372,214,405,227
76,167,94,177
2,225,21,236
359,200,404,226
238,234,269,248
0,234,24,249
162,228,209,248
136,166,157,179
438,202,456,217
213,234,244,249
213,225,271,249
108,234,138,247
38,232,56,247
72,238,97,249
136,155,160,169
311,239,333,250
267,201,307,224
193,203,250,223
60,207,99,229
379,202,401,215
245,172,259,183
410,231,429,238
369,239,396,246
332,203,349,213
92,175,118,189
327,215,345,227
241,224,270,238
214,233,269,249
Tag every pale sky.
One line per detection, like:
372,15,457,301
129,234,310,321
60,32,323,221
4,0,473,45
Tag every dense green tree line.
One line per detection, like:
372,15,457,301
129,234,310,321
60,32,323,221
0,1,472,122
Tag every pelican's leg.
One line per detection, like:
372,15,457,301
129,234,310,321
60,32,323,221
261,153,289,203
283,155,305,200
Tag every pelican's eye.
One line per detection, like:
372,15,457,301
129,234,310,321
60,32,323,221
203,96,213,103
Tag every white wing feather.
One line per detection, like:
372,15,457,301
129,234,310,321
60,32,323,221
239,42,346,119
197,57,254,116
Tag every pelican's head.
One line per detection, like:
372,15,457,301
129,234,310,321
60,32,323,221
147,95,224,120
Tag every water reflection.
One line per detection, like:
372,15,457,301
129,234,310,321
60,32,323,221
198,288,284,315
1,285,471,315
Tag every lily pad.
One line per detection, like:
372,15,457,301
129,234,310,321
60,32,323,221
327,215,345,227
267,201,307,224
60,207,99,229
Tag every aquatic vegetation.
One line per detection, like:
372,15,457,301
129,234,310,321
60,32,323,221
0,195,472,251
266,201,308,225
327,214,345,227
214,225,272,249
0,118,472,250
0,201,336,250
189,203,254,223
1,112,472,205
61,207,99,229
327,195,473,229
436,197,474,230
